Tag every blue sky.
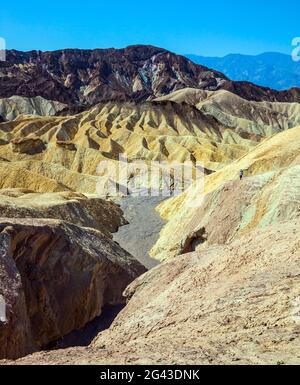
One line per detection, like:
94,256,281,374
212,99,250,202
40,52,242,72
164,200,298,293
0,0,299,56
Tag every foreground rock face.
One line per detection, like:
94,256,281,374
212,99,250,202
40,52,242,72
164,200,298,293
8,220,300,365
0,231,34,359
93,221,300,365
0,218,146,360
0,190,126,239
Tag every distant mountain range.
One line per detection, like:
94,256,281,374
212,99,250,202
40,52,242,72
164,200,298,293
186,52,300,91
1,46,300,112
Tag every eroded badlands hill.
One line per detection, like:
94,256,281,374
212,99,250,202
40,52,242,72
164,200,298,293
156,88,300,135
0,96,66,121
0,90,299,194
152,124,300,261
0,99,252,193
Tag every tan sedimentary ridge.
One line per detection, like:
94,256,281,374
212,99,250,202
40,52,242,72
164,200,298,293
0,96,66,121
0,91,299,194
152,124,300,261
0,98,250,194
156,88,300,136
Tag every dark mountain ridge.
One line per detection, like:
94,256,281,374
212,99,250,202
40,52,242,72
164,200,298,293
1,45,300,108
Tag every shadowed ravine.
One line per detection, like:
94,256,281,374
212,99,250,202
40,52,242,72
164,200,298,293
113,196,167,269
41,197,166,351
44,305,126,350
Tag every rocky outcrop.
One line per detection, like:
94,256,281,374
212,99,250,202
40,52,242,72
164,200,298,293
0,218,146,360
0,162,67,193
11,137,46,155
7,219,300,364
0,190,126,238
1,46,300,108
0,96,66,121
92,220,300,365
0,231,34,360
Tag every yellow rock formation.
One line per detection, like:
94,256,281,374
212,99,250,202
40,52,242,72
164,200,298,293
1,91,299,195
152,124,300,261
